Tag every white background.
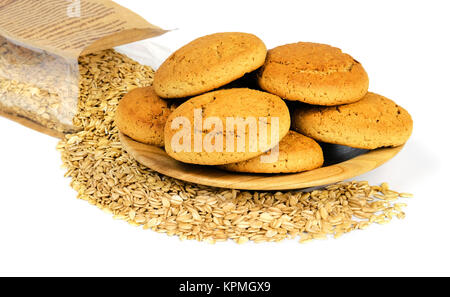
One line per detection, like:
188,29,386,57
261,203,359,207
1,0,449,276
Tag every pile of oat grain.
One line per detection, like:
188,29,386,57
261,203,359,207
57,49,413,244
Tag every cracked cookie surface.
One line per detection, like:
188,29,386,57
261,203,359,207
115,86,177,147
292,92,413,149
164,88,290,165
258,42,369,106
154,32,267,99
219,131,324,173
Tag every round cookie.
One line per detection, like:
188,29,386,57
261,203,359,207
219,131,324,173
154,32,267,98
164,88,291,165
258,42,369,106
115,86,176,147
292,92,413,149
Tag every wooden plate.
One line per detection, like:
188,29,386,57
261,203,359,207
119,133,404,191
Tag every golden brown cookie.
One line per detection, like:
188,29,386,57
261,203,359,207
258,42,369,106
164,88,291,165
154,32,267,98
219,131,324,173
292,92,413,149
115,86,176,147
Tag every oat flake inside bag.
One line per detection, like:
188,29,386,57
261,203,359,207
0,0,166,137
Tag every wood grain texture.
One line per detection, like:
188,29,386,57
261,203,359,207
119,132,404,191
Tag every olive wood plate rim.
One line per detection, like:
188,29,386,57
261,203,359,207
119,132,404,191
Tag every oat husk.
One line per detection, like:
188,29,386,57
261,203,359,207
57,49,412,244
